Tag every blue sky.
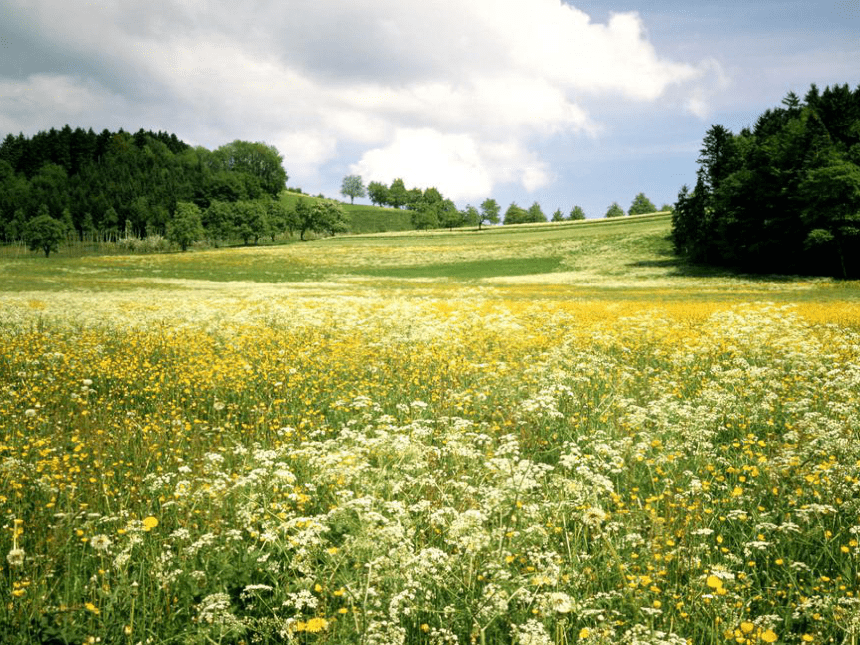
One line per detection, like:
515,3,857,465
1,0,858,218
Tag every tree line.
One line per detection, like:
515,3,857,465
0,126,307,252
342,174,600,229
672,83,860,278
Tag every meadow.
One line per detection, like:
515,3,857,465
1,214,859,645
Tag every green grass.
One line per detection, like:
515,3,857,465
279,191,414,234
2,211,860,645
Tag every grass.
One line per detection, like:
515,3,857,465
1,215,860,645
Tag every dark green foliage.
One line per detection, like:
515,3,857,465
671,83,860,277
569,205,586,220
388,178,409,209
551,208,565,222
367,181,389,206
0,127,289,246
503,202,529,225
167,202,204,251
605,202,625,218
25,212,65,257
629,193,657,215
527,201,547,223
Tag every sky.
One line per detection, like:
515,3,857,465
1,0,859,218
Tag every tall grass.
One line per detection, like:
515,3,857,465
1,217,859,645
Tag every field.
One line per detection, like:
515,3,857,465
2,214,859,645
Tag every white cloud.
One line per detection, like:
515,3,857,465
351,128,552,201
4,0,722,197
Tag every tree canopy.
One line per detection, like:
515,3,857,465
671,83,860,278
0,127,290,248
340,175,366,204
605,202,625,218
629,193,656,215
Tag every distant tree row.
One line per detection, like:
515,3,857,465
672,83,860,278
0,126,288,246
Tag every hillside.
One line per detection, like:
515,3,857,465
279,191,414,234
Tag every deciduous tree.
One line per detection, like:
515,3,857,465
167,201,204,251
340,175,366,204
478,198,500,230
25,210,65,257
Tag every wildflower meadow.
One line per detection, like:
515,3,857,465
2,217,859,645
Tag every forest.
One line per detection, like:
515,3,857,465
0,127,290,247
671,83,860,278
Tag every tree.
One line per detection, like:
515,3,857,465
503,202,529,225
527,202,547,223
569,205,586,220
367,181,389,207
551,208,565,222
478,198,501,230
671,83,860,277
388,178,408,209
294,198,347,240
313,199,348,236
25,211,65,257
462,205,480,228
629,193,657,215
340,175,366,204
799,159,860,278
203,201,235,246
438,201,464,230
234,200,269,245
605,202,625,218
212,140,287,197
167,202,204,251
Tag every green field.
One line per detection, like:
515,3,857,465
2,215,859,645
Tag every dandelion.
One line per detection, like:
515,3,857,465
706,575,723,590
582,506,607,529
6,548,25,567
90,535,112,552
304,617,329,633
579,627,591,639
548,592,574,614
142,516,159,531
761,629,778,643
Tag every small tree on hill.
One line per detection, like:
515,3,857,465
605,202,625,218
367,181,389,206
629,192,657,215
527,201,547,222
569,205,586,220
25,210,65,257
479,198,501,230
504,202,529,225
340,175,366,204
551,208,565,222
388,178,409,209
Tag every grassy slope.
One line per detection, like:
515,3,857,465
279,191,414,234
2,212,858,305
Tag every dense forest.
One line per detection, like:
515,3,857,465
672,83,860,278
0,126,290,246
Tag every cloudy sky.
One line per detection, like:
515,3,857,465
1,0,858,217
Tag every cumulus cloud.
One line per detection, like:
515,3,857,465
2,0,721,197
